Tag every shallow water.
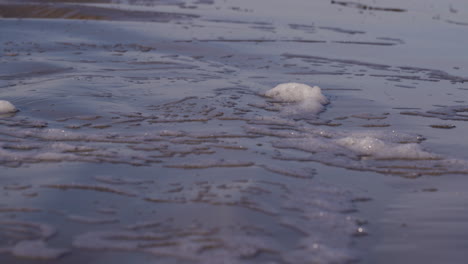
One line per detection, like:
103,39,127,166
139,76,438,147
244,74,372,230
1,0,468,263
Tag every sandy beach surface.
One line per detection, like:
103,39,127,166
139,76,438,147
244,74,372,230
1,0,468,263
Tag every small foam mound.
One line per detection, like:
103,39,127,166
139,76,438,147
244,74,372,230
11,240,69,260
0,100,18,114
335,136,436,160
265,83,328,114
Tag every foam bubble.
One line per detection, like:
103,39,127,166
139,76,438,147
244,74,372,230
0,100,18,114
265,83,328,114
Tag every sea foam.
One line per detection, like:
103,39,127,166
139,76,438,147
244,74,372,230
0,100,18,114
335,135,436,160
11,240,69,260
265,83,328,114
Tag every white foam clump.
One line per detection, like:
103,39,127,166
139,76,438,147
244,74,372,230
336,136,436,160
265,83,328,114
0,100,18,114
11,240,69,259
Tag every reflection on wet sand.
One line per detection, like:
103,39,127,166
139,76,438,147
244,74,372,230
0,3,198,21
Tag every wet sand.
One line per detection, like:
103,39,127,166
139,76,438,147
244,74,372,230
1,0,468,263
